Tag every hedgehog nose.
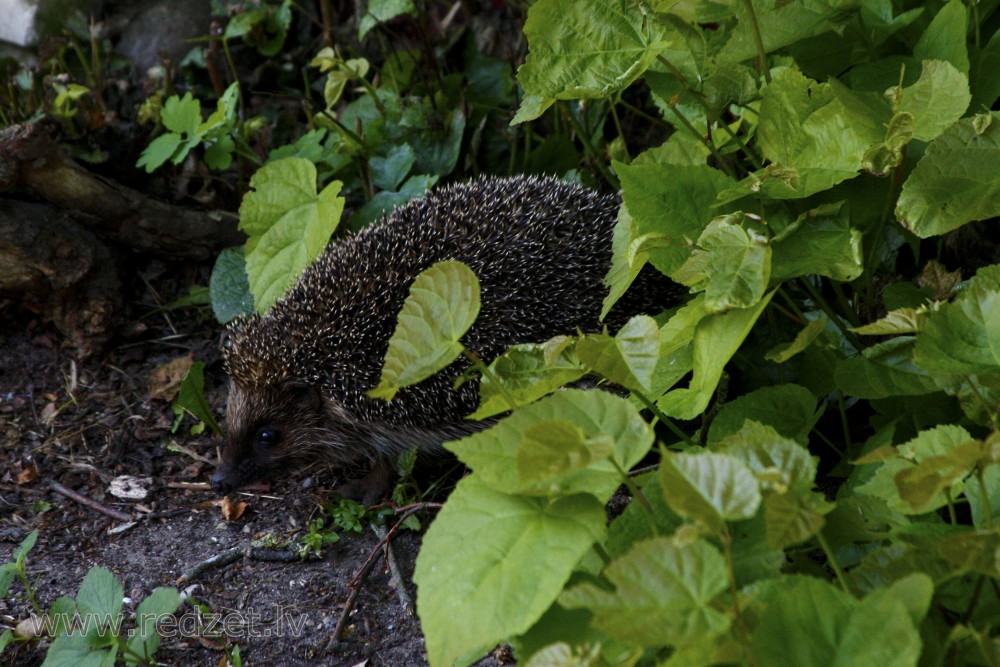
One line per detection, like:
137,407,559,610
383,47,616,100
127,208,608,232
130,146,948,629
210,469,234,494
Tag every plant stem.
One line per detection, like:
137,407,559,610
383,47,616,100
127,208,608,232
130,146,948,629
664,100,738,180
975,466,993,530
963,378,1000,430
865,160,905,304
829,281,860,328
609,97,630,162
945,488,958,524
560,101,618,188
632,389,698,448
319,109,368,150
461,349,520,413
610,458,662,539
816,529,850,592
797,277,863,352
740,0,772,83
722,525,759,667
220,37,243,116
836,391,853,453
617,98,674,131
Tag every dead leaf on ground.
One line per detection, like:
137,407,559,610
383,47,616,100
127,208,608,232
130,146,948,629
16,464,38,484
148,352,196,401
220,495,248,521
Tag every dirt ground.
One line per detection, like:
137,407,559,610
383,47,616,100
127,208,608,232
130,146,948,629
0,267,487,667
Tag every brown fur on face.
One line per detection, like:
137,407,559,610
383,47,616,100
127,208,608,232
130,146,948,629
210,381,356,493
211,379,476,500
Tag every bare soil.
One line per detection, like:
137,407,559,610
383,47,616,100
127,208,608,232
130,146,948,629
0,270,480,667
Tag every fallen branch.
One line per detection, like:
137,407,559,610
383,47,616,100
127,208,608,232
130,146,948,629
0,119,244,260
178,544,318,583
326,503,440,652
48,479,132,522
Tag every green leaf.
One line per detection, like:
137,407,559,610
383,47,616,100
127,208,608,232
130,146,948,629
750,575,922,667
238,158,345,312
867,574,934,628
516,420,614,485
642,298,703,399
938,530,1000,577
708,385,820,445
966,461,1000,529
862,111,915,176
414,476,605,667
601,206,671,319
47,596,77,639
369,261,481,401
765,315,828,362
470,340,585,420
173,362,224,436
912,275,1000,375
719,0,847,64
736,71,887,199
209,247,254,324
616,162,737,276
672,214,771,312
13,528,38,564
913,0,969,74
358,0,415,40
770,202,863,283
659,451,762,531
605,473,684,560
762,490,831,549
354,174,437,227
855,424,974,514
74,567,123,646
76,567,122,617
160,92,201,135
852,309,926,335
411,108,465,176
370,144,416,191
126,587,181,663
836,337,940,399
203,135,235,170
893,60,970,142
894,439,983,513
449,389,654,499
226,1,290,56
136,133,183,173
577,315,660,392
719,421,818,493
0,529,37,599
560,538,730,647
512,603,604,666
971,29,1000,111
659,291,774,419
41,635,116,667
896,112,1000,237
522,643,602,666
513,0,670,123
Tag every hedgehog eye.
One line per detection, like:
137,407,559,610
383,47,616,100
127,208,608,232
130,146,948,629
255,426,279,447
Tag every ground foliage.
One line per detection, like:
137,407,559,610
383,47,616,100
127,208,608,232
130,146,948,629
2,0,1000,665
375,0,1000,665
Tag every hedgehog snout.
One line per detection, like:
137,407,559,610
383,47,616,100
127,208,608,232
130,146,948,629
210,466,237,494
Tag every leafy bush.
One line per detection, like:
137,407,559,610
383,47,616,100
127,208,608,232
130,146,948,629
356,0,1000,665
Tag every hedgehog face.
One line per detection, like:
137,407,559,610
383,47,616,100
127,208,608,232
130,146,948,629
211,381,334,493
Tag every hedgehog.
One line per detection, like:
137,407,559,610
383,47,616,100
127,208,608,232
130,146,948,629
212,174,668,502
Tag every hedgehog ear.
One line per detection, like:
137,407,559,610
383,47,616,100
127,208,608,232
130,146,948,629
284,383,322,412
